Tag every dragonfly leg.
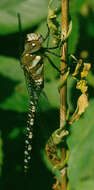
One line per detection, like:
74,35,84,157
44,23,50,47
45,55,60,73
46,49,61,57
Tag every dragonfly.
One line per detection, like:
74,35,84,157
18,16,61,174
21,33,45,173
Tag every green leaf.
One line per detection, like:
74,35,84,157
8,128,20,139
87,71,94,87
0,0,49,34
67,75,76,112
0,56,23,81
0,56,29,112
0,84,29,112
76,180,94,190
70,0,92,13
69,0,93,54
87,22,94,37
67,99,94,190
68,15,79,55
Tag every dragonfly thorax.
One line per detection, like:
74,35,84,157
24,33,44,53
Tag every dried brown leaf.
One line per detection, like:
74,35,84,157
72,59,83,77
52,168,66,190
81,63,91,78
76,80,88,93
69,94,88,124
47,0,60,45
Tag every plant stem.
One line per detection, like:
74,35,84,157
60,0,69,189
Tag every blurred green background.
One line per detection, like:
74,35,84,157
0,0,94,189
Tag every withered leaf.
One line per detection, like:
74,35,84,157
81,63,91,78
69,94,88,124
76,80,88,93
47,0,60,45
72,58,83,77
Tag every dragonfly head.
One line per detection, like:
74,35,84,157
25,33,44,53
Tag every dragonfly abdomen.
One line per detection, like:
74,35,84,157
24,99,35,173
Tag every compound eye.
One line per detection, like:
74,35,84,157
32,43,36,47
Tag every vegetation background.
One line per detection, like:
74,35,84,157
0,0,94,189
